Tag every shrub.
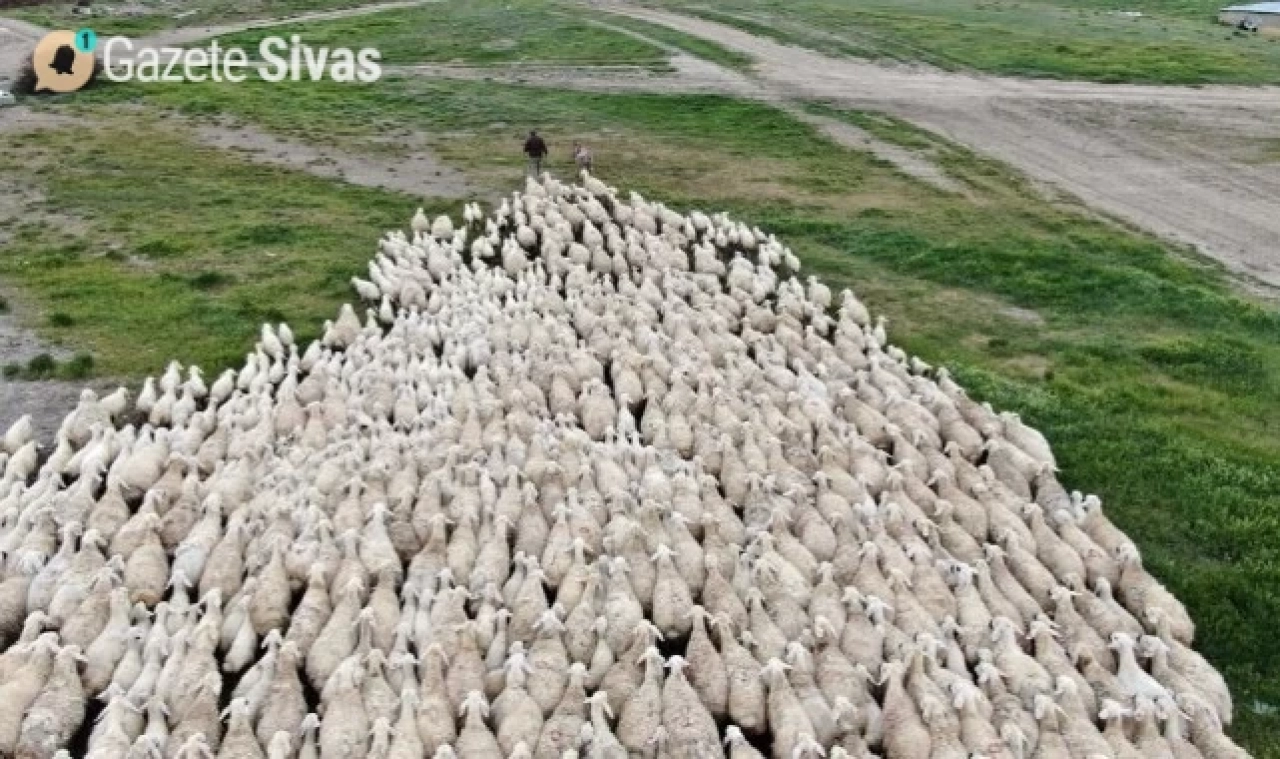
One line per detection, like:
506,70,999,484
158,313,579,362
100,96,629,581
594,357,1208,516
61,353,94,379
25,353,56,378
188,271,234,290
49,312,74,327
12,55,37,96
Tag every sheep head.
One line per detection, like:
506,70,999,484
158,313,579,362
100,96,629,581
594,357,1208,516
1097,699,1131,723
1108,631,1137,654
759,657,792,687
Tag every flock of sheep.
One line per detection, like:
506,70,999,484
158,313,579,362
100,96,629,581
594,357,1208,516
0,173,1250,759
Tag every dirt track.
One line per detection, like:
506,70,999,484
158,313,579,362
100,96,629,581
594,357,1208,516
0,15,43,87
599,5,1280,290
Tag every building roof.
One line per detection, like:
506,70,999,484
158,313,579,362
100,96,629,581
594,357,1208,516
1221,1,1280,12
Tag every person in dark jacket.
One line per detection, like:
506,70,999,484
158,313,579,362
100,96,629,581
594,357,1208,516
524,130,548,176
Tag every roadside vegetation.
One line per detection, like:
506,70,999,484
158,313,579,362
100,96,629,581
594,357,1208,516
0,117,447,375
652,0,1280,84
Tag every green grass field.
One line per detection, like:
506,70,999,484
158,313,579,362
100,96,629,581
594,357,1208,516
4,0,406,36
4,6,174,36
0,116,449,374
213,0,671,67
654,0,1280,84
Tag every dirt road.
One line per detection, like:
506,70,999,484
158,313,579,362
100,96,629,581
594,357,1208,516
0,15,44,87
599,5,1280,290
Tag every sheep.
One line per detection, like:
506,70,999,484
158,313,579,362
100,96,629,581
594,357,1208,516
1111,632,1171,703
219,698,267,759
169,672,224,756
651,544,694,639
14,644,87,758
256,642,308,748
1098,700,1144,759
416,646,457,756
454,692,501,759
0,635,58,754
83,591,135,694
618,647,664,753
316,658,367,759
494,648,543,756
685,607,729,719
1146,608,1232,725
535,662,589,758
1115,544,1195,645
879,660,931,759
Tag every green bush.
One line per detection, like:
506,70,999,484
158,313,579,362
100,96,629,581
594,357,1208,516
187,271,234,290
61,353,95,379
25,353,56,378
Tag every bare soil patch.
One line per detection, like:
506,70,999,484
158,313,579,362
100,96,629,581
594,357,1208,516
0,16,44,87
0,285,100,445
192,119,472,198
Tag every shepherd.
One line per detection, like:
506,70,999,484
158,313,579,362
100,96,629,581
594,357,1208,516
573,141,593,173
524,129,548,176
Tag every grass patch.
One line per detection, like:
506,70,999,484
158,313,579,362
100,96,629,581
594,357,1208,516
5,5,174,35
0,115,454,376
656,0,1280,84
1256,137,1280,162
61,352,94,379
215,0,671,67
2,0,412,35
576,10,756,71
183,270,236,290
2,351,94,380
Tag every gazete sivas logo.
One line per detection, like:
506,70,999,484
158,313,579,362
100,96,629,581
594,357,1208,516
30,29,97,93
30,27,382,90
